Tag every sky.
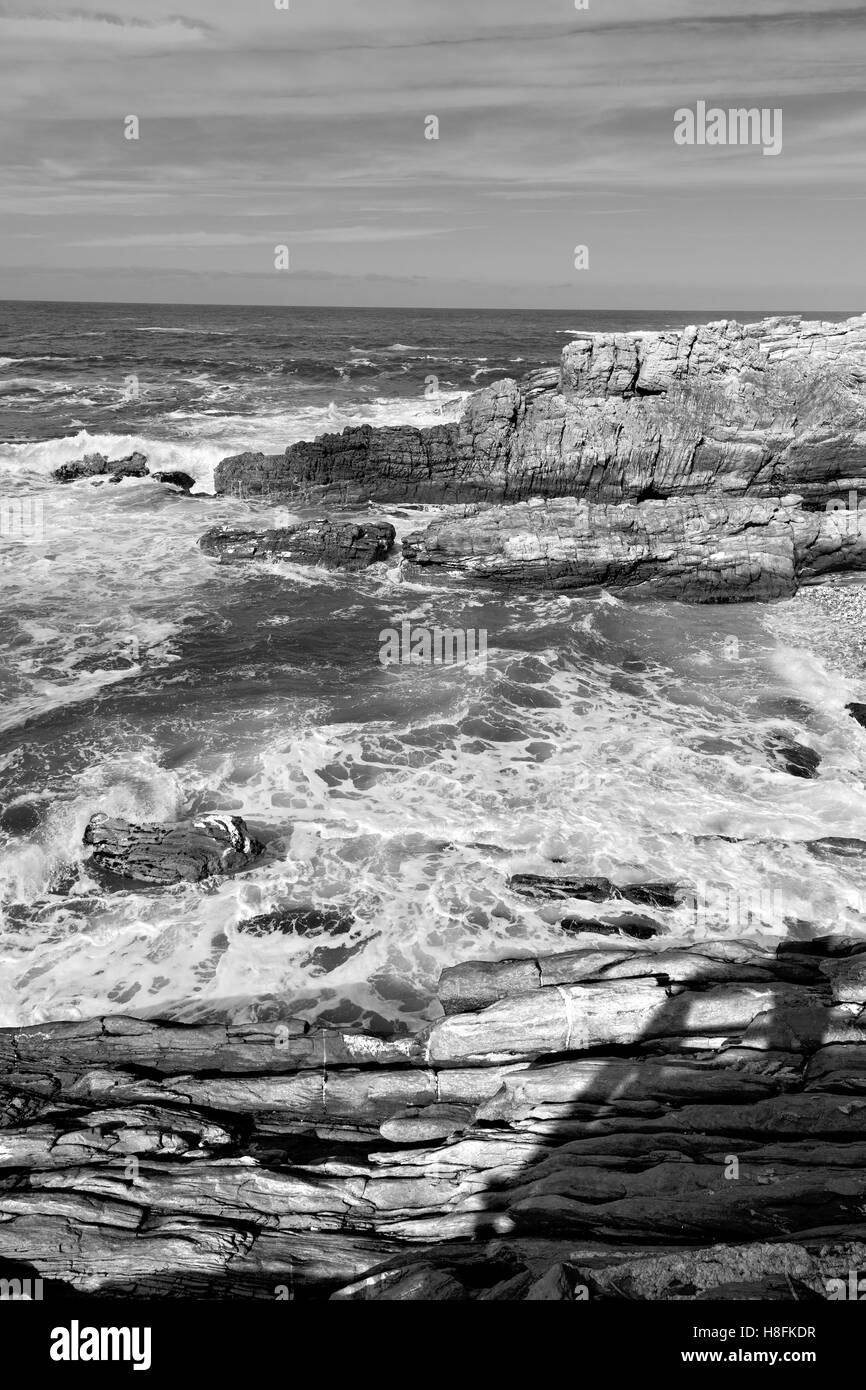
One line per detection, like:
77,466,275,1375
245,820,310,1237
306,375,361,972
0,0,864,308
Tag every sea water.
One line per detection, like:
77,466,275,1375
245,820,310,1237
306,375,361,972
1,300,864,1030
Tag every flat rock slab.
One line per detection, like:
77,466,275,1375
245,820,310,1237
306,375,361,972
198,519,396,570
83,812,265,886
401,495,866,602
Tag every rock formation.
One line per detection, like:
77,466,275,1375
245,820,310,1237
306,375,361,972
198,520,396,570
401,494,866,601
213,314,866,509
54,451,149,484
151,470,195,491
1,936,865,1299
204,314,866,602
82,813,265,886
53,454,196,490
214,426,459,506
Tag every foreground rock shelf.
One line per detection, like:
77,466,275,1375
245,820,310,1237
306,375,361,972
2,935,866,1300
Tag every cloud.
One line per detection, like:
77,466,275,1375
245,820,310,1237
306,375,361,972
0,10,209,46
1,0,864,304
68,226,459,247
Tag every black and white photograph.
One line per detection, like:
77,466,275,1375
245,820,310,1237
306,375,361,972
0,0,865,1356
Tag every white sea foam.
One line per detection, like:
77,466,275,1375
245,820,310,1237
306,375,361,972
130,326,233,334
5,593,866,1028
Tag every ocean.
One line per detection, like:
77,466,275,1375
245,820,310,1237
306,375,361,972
1,300,864,1031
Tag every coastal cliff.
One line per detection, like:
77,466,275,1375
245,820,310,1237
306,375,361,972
213,315,866,509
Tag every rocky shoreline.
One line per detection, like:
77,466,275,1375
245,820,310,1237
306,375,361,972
207,313,866,601
13,312,866,1302
51,313,866,602
212,316,866,511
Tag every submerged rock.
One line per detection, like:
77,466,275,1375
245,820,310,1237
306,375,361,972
560,913,664,940
509,874,683,908
766,736,822,779
54,451,148,484
237,906,354,937
83,812,265,886
198,519,396,570
71,652,136,672
305,940,365,974
0,800,43,836
805,836,866,861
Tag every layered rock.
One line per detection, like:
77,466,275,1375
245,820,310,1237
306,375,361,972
214,426,461,505
83,813,265,886
1,936,865,1299
401,494,866,601
213,314,866,509
198,519,396,570
558,314,866,398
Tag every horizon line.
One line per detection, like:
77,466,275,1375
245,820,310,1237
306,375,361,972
0,296,862,316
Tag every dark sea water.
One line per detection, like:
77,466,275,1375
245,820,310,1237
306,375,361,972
1,300,865,1030
0,301,816,443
